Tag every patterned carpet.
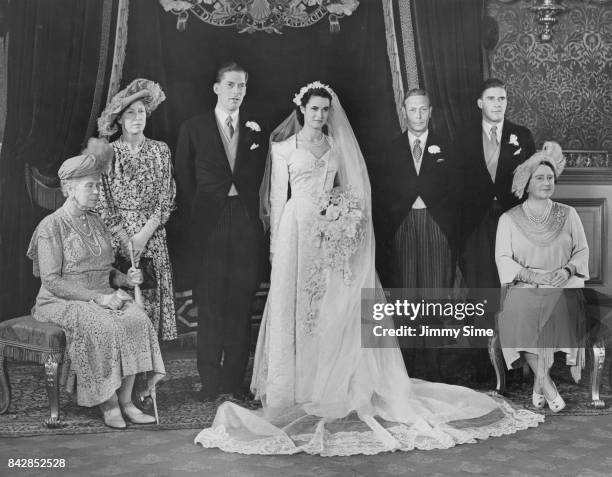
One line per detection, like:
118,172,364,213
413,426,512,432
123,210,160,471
0,350,610,437
0,356,259,437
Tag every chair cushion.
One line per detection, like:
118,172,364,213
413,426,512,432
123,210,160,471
0,316,65,356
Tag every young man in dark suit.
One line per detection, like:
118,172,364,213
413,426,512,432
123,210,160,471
373,89,461,380
459,78,536,289
175,62,267,400
457,78,535,381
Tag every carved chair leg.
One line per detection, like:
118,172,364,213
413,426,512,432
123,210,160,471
590,341,605,408
0,355,10,414
488,333,506,395
43,355,61,427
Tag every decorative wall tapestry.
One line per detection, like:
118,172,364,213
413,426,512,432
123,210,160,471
488,0,612,150
159,0,359,34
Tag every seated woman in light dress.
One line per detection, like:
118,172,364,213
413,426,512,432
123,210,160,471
27,146,165,429
495,142,588,412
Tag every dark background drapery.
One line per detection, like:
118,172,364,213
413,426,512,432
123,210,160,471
122,0,399,291
0,0,118,320
411,0,485,142
0,0,488,320
0,0,399,318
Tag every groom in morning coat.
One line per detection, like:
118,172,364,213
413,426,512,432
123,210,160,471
175,62,267,401
373,89,461,381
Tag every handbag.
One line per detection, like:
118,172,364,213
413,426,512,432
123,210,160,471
113,254,156,290
101,174,157,290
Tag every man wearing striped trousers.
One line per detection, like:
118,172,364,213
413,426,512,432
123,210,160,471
374,89,461,381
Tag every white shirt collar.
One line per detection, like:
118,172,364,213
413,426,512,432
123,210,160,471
482,119,503,142
215,106,239,129
407,130,428,150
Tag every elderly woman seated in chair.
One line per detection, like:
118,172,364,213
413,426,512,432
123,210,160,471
495,142,589,413
26,143,165,429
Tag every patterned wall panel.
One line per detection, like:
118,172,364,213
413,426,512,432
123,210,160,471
487,1,612,151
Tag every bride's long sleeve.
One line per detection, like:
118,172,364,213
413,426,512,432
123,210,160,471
269,143,290,257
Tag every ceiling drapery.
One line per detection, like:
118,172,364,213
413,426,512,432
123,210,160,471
158,0,359,34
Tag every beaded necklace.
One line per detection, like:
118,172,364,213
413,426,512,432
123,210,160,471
523,199,552,224
63,210,102,257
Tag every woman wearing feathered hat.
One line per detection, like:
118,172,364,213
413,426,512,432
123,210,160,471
495,141,589,412
96,78,177,342
27,145,165,428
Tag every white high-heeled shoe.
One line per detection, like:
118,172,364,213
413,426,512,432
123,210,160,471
100,403,127,429
120,402,156,424
544,382,566,413
137,384,159,424
532,389,546,409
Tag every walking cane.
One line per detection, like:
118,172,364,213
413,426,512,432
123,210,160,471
128,241,145,309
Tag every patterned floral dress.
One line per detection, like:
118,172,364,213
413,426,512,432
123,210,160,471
27,204,165,407
97,138,177,341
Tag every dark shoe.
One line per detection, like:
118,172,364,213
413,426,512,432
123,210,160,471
231,389,254,401
198,389,220,402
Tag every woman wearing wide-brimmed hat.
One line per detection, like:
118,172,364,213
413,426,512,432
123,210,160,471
27,147,165,428
97,78,177,341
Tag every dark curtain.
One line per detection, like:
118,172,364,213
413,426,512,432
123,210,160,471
411,0,485,142
0,0,117,320
123,0,399,290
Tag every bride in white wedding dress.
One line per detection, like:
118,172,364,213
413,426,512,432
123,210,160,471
194,82,543,456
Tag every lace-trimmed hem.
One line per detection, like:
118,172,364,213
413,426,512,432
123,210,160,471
194,400,544,456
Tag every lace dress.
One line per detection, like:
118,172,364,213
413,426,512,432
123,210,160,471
97,138,177,341
27,204,165,407
194,135,544,456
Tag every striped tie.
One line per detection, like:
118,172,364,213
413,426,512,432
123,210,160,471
413,138,422,164
490,125,498,146
226,116,234,139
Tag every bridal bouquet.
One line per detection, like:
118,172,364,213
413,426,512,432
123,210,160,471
303,187,366,333
313,186,366,284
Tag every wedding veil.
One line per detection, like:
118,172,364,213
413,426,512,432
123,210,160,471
259,87,371,234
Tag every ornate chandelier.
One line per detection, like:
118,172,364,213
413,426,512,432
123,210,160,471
530,0,567,42
494,0,570,42
159,0,360,34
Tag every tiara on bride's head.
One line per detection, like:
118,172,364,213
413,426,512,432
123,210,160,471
293,81,335,107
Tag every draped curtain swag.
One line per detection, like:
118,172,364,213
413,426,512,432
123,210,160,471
411,0,485,142
0,0,120,320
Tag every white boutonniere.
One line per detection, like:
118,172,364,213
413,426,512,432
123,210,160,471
509,134,519,146
436,158,445,163
250,143,260,150
245,121,261,132
513,148,522,156
428,145,441,154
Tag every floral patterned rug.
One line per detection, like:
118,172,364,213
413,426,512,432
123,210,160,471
1,353,610,437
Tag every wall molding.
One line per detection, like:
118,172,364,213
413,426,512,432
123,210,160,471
560,150,612,184
556,197,606,285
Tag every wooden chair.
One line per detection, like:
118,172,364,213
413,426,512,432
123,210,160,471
0,315,66,427
488,288,610,408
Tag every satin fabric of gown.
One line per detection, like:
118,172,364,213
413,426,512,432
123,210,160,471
194,136,543,456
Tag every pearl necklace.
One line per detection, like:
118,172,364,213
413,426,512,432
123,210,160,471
298,133,326,146
523,200,552,224
64,210,102,257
